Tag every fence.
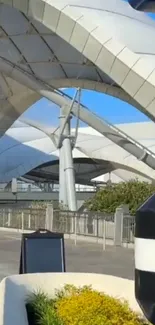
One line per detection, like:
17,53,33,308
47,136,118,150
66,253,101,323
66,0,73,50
51,210,114,239
0,182,97,193
0,206,135,247
0,207,46,230
122,215,135,244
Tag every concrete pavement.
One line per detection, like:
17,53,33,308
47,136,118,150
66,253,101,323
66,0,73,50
0,231,134,281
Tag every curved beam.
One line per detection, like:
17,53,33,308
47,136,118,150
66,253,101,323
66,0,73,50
2,0,155,121
19,118,155,181
50,78,142,111
20,118,155,183
41,1,155,122
0,74,143,138
2,74,145,138
0,80,40,137
76,147,155,182
2,119,154,183
1,56,155,172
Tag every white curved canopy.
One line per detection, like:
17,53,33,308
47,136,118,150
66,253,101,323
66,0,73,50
0,0,154,135
0,119,155,184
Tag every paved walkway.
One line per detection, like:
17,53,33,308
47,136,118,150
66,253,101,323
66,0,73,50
0,231,134,281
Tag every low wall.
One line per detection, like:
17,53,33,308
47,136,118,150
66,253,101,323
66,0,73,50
0,227,134,248
0,273,141,325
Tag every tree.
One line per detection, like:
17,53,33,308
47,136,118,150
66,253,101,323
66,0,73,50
86,179,155,215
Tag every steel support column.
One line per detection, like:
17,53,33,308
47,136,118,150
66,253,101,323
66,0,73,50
59,141,68,209
63,128,77,211
60,109,77,211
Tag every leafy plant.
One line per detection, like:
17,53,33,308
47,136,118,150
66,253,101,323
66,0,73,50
85,179,155,215
26,290,61,325
56,285,144,325
26,285,147,325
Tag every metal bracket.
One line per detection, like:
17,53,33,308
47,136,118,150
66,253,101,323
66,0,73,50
57,88,80,148
138,152,147,161
58,134,76,149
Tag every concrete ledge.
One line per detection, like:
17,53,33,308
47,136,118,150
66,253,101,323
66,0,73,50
0,273,141,325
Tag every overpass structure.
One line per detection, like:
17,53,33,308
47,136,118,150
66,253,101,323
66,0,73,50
0,1,154,210
0,190,95,209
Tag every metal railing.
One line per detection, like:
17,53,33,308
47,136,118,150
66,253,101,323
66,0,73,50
0,183,97,193
122,215,135,244
51,210,114,240
0,207,114,238
0,207,135,246
0,208,46,230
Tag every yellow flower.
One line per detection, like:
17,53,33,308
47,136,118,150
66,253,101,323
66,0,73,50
55,285,146,325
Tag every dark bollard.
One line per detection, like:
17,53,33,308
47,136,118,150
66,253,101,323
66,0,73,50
129,0,155,11
135,194,155,324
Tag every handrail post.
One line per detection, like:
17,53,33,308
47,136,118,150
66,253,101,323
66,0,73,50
28,213,31,229
21,212,24,231
103,219,106,250
8,209,11,227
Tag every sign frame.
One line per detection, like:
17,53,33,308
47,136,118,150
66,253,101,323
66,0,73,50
19,228,66,274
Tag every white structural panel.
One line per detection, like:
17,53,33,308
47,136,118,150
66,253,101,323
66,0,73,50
0,273,141,325
1,119,155,184
0,0,154,135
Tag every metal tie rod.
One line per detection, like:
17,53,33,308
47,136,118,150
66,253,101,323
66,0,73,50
103,118,155,159
57,88,155,159
1,57,155,170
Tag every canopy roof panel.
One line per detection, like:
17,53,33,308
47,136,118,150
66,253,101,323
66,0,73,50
26,158,117,185
0,119,154,184
0,4,113,83
0,0,155,138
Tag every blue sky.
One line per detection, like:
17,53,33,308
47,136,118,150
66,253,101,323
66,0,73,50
22,7,155,126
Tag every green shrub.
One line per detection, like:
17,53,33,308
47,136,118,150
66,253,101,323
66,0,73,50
26,290,62,325
26,285,147,325
86,180,155,215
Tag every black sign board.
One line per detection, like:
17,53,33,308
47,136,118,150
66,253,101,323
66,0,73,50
19,229,66,274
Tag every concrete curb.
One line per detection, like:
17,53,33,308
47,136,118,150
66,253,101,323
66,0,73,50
0,227,134,249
